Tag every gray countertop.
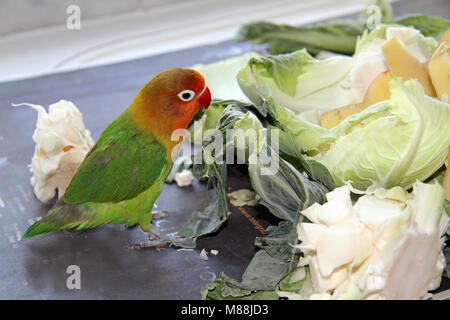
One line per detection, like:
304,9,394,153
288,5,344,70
0,0,448,299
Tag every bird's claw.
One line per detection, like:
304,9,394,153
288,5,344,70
132,228,195,250
151,210,169,220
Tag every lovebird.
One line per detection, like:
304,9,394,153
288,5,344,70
22,68,211,240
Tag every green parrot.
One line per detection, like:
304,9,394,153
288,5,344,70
22,68,211,240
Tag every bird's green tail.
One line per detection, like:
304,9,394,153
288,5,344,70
22,179,164,239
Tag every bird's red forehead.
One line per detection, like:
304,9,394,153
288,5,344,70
150,68,205,94
178,69,205,93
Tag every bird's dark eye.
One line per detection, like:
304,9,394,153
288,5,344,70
177,89,195,102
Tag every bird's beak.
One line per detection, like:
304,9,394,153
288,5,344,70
198,86,211,111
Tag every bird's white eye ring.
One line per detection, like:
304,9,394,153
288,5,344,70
177,89,195,102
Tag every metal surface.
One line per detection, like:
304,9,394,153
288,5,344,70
0,0,449,299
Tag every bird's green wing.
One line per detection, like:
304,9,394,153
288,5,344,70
22,164,171,239
63,110,168,204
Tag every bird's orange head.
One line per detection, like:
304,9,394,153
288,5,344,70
130,67,211,147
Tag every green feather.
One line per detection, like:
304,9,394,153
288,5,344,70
23,108,172,239
64,108,167,204
22,164,171,239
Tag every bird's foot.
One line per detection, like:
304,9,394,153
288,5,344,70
151,210,169,220
132,228,195,250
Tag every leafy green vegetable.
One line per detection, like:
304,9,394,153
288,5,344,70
201,272,278,300
237,50,354,113
355,23,437,60
192,100,335,299
248,143,329,222
251,76,450,191
276,129,335,191
174,149,228,248
235,0,449,56
175,100,269,247
241,250,293,291
202,219,301,300
265,98,336,154
254,220,300,263
182,0,450,300
278,267,310,294
188,80,449,299
319,78,450,190
395,14,450,39
237,20,363,55
237,24,438,117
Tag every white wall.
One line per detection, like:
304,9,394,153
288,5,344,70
0,0,188,36
0,0,369,82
